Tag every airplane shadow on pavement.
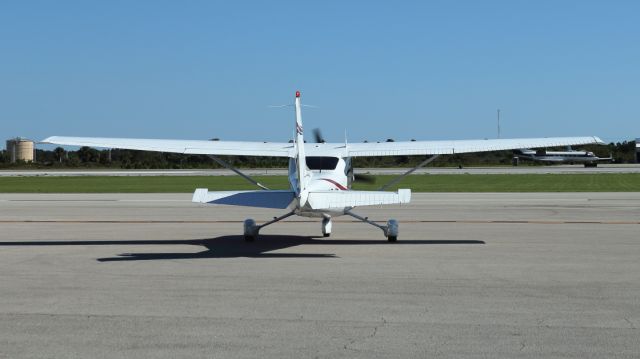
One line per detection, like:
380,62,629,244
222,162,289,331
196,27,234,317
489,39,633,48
0,235,485,262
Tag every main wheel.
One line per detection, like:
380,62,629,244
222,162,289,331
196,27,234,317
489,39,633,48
386,219,399,242
243,219,258,242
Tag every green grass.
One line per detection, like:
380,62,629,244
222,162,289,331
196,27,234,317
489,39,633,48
1,173,639,193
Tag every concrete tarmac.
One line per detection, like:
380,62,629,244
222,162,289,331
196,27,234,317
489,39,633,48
1,193,639,358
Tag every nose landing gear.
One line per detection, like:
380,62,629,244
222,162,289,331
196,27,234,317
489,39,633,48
322,216,332,237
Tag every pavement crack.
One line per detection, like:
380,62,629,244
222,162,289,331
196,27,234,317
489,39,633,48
343,338,359,352
343,315,387,352
536,318,550,328
624,317,636,329
369,315,387,339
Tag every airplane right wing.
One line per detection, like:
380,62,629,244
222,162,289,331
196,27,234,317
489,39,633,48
42,136,294,157
307,189,411,210
340,136,604,157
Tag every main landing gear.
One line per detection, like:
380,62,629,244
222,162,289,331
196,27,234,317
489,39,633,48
243,212,295,242
243,211,399,242
345,210,399,242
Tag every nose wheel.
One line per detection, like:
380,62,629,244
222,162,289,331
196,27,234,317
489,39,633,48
322,217,332,237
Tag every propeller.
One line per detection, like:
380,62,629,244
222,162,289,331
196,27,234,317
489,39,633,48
353,173,376,184
311,127,375,183
312,128,326,143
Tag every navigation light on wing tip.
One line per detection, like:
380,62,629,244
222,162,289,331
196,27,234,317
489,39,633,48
295,90,301,98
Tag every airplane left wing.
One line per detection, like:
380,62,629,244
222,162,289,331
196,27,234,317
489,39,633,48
192,188,295,209
41,136,293,157
339,136,604,157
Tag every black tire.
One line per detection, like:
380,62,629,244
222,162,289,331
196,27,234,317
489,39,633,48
244,235,256,242
323,233,330,237
387,236,397,242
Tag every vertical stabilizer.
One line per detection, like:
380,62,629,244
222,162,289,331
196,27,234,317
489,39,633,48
294,91,310,205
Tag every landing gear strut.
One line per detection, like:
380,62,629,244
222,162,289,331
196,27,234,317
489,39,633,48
345,210,399,242
243,211,295,242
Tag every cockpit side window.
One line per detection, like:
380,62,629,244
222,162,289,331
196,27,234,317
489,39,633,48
306,157,339,171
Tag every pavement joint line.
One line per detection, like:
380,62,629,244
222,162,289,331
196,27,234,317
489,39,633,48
0,220,638,225
1,312,637,330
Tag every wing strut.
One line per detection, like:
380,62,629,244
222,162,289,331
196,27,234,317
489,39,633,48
377,155,441,190
208,155,270,190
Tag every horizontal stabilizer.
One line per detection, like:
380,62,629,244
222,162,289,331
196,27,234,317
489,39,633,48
307,189,411,209
192,189,295,209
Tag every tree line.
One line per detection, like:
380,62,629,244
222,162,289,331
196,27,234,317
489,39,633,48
0,141,636,169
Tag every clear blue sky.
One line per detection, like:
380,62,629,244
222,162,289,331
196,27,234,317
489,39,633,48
1,0,638,144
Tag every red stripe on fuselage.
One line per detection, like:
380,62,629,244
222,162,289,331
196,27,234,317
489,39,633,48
320,178,348,190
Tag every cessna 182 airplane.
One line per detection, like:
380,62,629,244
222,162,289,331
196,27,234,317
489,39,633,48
43,91,604,242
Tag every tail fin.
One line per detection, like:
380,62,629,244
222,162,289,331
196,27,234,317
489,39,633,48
294,90,311,204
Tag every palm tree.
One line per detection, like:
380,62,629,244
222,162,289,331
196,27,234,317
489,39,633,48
53,147,65,163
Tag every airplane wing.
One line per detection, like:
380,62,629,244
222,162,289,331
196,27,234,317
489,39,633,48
42,135,604,158
340,136,604,157
41,136,293,157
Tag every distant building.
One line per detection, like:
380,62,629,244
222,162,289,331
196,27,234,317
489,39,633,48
6,137,35,163
636,138,640,163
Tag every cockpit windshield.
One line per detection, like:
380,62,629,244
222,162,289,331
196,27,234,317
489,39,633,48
306,156,339,170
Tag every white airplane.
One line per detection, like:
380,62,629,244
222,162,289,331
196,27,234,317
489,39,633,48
513,147,612,167
43,91,604,242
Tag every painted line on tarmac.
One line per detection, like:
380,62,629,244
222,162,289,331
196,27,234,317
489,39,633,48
0,220,638,225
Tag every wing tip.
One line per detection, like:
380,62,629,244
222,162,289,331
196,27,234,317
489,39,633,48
192,188,209,203
398,189,411,204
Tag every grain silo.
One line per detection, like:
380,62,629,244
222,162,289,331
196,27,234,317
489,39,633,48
6,137,35,163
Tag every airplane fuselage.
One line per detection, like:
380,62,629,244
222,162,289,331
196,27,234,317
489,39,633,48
288,154,353,217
